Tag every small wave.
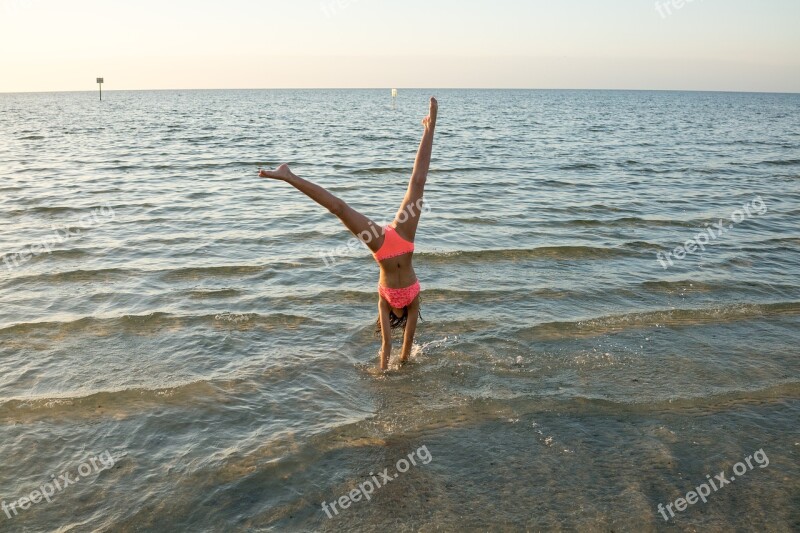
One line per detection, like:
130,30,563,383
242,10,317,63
0,311,319,338
104,160,274,172
723,140,794,148
160,264,266,281
2,267,132,287
641,279,720,293
0,380,227,421
521,301,800,340
185,135,215,143
186,288,241,299
5,263,297,289
739,237,800,250
419,246,634,263
278,289,374,306
590,203,629,211
641,278,799,298
121,235,203,247
559,217,695,229
24,247,93,264
615,216,695,228
421,286,574,304
358,134,395,142
572,212,625,228
445,216,499,225
559,163,600,171
435,166,503,173
620,241,665,253
349,165,528,176
759,158,800,166
549,204,631,215
18,135,45,140
6,205,85,217
351,167,405,175
187,191,214,199
537,179,584,188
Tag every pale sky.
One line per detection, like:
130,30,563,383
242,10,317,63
1,0,799,93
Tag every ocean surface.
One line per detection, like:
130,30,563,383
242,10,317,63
0,89,798,531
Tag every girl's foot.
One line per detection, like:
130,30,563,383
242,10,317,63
422,97,438,130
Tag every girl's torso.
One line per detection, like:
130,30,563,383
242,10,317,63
373,226,417,288
378,253,416,288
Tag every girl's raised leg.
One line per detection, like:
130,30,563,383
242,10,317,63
260,164,384,253
393,97,437,242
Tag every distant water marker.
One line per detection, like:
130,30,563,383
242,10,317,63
97,77,104,101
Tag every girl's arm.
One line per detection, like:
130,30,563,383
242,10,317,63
399,298,420,364
378,298,393,370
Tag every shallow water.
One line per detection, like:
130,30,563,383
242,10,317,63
0,89,798,531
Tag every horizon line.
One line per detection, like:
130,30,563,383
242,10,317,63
2,87,799,96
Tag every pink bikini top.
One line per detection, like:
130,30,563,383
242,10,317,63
373,226,414,262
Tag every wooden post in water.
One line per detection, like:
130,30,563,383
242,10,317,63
97,77,104,101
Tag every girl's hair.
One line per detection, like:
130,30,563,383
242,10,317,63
374,306,422,336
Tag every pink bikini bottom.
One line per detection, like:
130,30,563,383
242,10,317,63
378,280,420,309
